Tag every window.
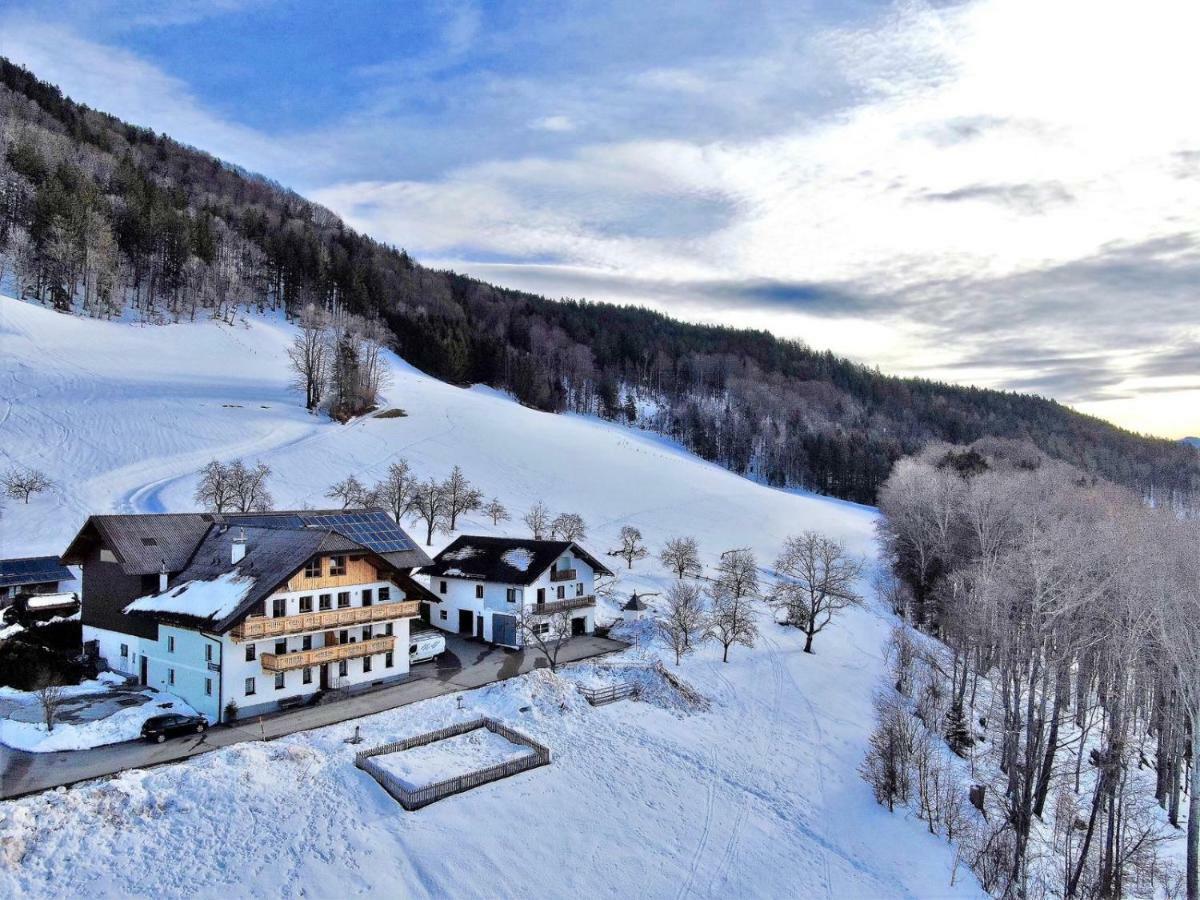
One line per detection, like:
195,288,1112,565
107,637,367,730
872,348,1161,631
141,537,157,547
275,672,285,690
475,584,484,599
272,597,287,617
205,678,212,696
299,595,313,613
301,635,312,651
168,668,175,685
384,622,393,636
439,609,448,621
205,644,213,662
534,623,550,636
556,585,565,600
385,651,394,668
274,640,287,655
339,629,349,645
245,644,256,662
378,586,390,602
363,656,373,674
363,625,373,639
338,660,348,677
576,582,584,597
100,548,118,563
304,558,321,579
302,667,312,685
245,677,256,696
167,636,175,653
362,589,373,607
329,555,347,577
319,594,332,611
114,643,124,661
439,580,447,594
337,591,350,608
506,588,517,604
537,588,546,603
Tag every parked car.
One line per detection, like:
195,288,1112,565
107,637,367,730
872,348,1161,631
1,592,80,626
140,713,208,743
409,632,445,664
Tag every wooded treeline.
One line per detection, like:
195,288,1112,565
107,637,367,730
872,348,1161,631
1,57,1196,505
873,438,1200,898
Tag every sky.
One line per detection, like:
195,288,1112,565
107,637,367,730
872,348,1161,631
1,0,1197,439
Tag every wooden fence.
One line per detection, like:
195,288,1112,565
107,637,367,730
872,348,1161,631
355,717,551,811
578,682,641,706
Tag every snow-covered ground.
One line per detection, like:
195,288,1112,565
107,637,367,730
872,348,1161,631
373,727,534,790
0,296,981,898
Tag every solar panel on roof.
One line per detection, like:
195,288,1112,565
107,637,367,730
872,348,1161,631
298,510,416,554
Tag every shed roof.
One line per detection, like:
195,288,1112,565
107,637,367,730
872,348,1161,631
0,555,73,589
418,536,613,585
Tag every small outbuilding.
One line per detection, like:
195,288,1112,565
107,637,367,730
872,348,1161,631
622,593,650,622
0,555,76,608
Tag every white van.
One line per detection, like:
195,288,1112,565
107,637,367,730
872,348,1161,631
409,632,445,664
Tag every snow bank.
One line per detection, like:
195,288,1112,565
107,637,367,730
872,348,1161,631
0,688,196,752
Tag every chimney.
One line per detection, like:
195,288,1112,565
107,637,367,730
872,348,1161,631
231,528,247,565
159,560,168,593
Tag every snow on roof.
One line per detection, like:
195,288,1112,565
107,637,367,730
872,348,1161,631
501,549,534,572
124,572,255,622
26,593,78,609
440,547,479,562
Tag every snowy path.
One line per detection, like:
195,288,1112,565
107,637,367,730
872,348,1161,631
0,297,980,898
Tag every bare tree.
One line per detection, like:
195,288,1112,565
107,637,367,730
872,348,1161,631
769,531,863,654
523,501,551,539
229,459,273,512
327,474,368,509
513,603,577,672
286,304,330,411
550,512,587,542
609,525,648,569
33,671,64,733
194,459,236,512
660,536,702,579
2,466,53,503
706,581,759,662
713,548,759,600
656,579,706,665
484,497,510,526
374,460,417,522
411,476,448,545
442,466,482,531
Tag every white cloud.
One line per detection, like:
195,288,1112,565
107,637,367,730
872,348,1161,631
530,115,575,133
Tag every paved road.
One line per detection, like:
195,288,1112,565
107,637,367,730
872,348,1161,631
0,634,627,799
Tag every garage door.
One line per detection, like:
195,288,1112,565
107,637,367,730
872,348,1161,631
492,613,517,647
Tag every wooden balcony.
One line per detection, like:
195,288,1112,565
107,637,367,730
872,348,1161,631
260,636,396,672
230,600,419,642
529,595,595,616
549,568,577,582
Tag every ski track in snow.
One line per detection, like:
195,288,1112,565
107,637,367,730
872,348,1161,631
0,297,982,900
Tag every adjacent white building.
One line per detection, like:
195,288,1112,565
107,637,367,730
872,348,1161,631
62,509,435,722
418,536,614,648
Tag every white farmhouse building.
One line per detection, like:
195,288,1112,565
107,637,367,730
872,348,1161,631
61,509,435,722
417,536,614,647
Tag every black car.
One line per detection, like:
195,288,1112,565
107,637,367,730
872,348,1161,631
141,713,208,743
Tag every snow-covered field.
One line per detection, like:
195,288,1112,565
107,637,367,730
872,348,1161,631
0,296,981,898
373,727,534,790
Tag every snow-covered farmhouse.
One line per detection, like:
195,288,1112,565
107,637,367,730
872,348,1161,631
0,555,76,607
417,536,613,647
61,509,435,722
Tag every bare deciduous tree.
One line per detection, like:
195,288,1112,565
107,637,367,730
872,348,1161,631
714,548,759,600
2,465,53,503
656,579,706,665
374,460,417,522
513,603,577,672
550,512,587,542
523,501,551,539
609,525,648,569
706,581,759,662
484,497,509,526
33,671,65,733
286,303,330,411
194,459,236,512
442,466,482,531
229,459,273,512
769,531,863,654
411,476,448,545
327,474,368,509
660,536,702,579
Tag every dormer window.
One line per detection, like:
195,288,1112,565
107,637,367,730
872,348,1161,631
304,559,321,579
329,556,347,577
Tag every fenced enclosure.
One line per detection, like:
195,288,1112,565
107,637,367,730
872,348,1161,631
578,681,641,706
355,717,551,810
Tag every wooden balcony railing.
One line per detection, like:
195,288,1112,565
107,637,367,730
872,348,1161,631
231,601,419,642
529,595,595,616
549,568,577,582
260,636,396,672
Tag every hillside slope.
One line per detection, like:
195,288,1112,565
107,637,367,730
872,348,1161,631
2,58,1196,505
0,296,981,898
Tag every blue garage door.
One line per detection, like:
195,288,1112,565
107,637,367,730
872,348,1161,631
492,613,517,647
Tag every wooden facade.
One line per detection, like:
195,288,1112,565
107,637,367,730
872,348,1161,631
260,635,397,672
230,600,419,642
284,554,384,592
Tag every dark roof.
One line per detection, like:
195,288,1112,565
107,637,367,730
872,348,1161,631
62,513,213,575
220,508,431,569
623,596,649,611
418,536,613,585
0,555,74,589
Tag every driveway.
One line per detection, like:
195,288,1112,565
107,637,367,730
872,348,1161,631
0,633,627,799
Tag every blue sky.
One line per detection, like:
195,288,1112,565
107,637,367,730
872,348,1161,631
1,0,1198,438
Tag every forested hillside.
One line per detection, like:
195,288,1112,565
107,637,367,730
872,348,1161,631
1,57,1195,505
